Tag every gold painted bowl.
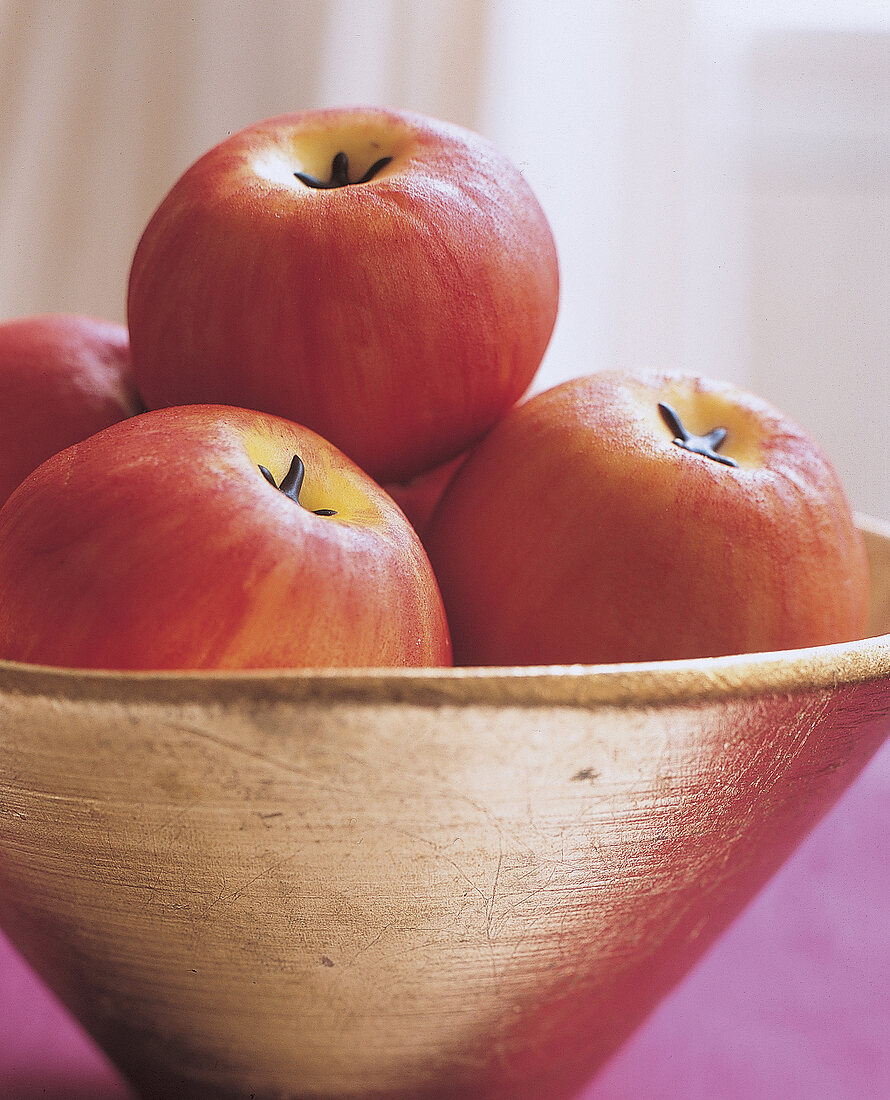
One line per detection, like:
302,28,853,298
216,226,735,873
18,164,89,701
1,516,889,1100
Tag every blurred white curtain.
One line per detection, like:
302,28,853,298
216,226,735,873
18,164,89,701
0,0,490,325
1,0,887,516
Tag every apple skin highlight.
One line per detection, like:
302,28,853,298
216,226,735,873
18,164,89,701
127,106,559,485
0,405,452,670
425,369,870,667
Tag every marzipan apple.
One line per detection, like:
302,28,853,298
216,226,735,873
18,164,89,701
425,369,870,666
0,405,452,670
0,313,141,506
127,105,559,484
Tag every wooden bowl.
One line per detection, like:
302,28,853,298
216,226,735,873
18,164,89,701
1,516,889,1100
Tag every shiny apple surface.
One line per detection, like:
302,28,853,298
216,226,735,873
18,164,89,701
1,516,888,1100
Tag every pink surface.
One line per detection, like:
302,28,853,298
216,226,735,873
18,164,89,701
2,739,889,1100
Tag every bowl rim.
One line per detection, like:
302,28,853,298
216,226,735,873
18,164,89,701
1,514,888,712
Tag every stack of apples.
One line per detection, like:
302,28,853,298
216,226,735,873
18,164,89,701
0,107,870,671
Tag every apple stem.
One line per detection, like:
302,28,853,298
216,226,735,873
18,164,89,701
657,402,739,468
294,151,393,189
258,455,338,515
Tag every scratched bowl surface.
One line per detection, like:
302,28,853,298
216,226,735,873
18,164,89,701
1,517,889,1100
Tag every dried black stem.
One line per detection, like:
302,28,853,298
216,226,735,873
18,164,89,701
657,402,738,467
295,151,393,189
259,455,338,515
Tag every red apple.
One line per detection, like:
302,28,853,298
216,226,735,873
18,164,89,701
384,383,540,537
425,369,870,666
0,313,141,506
127,106,559,484
0,405,452,670
384,451,467,539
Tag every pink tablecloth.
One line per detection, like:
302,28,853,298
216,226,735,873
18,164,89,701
3,739,889,1100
